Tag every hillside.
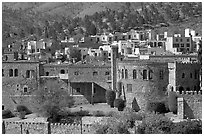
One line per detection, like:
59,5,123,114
2,2,202,47
2,2,142,18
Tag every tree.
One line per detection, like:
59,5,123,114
33,80,74,122
69,47,81,62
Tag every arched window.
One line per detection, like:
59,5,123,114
14,69,18,77
121,69,124,79
26,70,30,78
179,86,184,94
9,69,13,77
60,69,65,74
149,70,153,80
194,86,197,91
143,69,147,80
182,73,185,78
23,86,28,93
46,72,49,76
133,69,137,79
125,69,128,79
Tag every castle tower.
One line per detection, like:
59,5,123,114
111,45,118,95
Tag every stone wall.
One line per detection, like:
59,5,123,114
175,62,200,91
118,61,169,110
2,61,41,111
177,92,202,119
3,116,110,134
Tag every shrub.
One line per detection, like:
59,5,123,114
2,109,15,119
93,117,130,134
132,97,140,112
105,90,116,107
120,107,143,128
171,120,202,134
34,80,74,122
16,105,32,115
92,110,105,117
136,112,174,134
146,101,169,114
114,98,125,111
69,110,90,116
167,91,178,114
105,111,118,117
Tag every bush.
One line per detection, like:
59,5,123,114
121,107,143,128
171,120,202,134
132,97,140,112
34,80,74,122
105,90,116,107
16,105,32,115
94,117,130,134
92,110,105,117
2,109,15,119
136,112,174,134
105,111,118,117
168,91,177,114
69,110,90,116
114,98,125,111
146,101,169,114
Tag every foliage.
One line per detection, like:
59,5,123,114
171,120,202,134
105,111,118,117
146,100,169,114
92,110,105,117
93,107,144,134
137,112,202,134
69,47,82,62
15,105,32,114
93,115,130,134
2,109,15,119
114,98,125,111
137,112,174,134
34,80,74,122
167,91,178,114
105,90,116,108
132,97,140,112
3,2,202,46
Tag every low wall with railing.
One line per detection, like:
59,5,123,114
3,121,94,134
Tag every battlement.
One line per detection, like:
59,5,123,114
176,90,202,95
4,121,92,127
3,121,94,134
176,61,200,66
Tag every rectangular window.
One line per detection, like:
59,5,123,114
23,86,28,93
159,70,164,80
180,39,183,42
187,39,190,42
186,43,190,47
127,84,132,93
180,44,184,47
195,70,198,79
143,70,147,80
76,88,80,93
175,38,178,42
105,71,110,75
149,70,153,80
133,70,137,79
74,71,79,75
173,44,179,48
2,69,4,77
26,70,34,78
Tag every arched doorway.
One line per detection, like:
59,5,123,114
179,86,184,94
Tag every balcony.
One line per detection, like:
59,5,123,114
59,74,69,79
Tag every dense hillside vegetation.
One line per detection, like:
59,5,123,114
2,2,202,47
